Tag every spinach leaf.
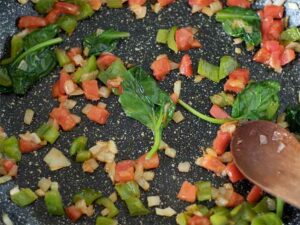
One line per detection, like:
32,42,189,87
231,81,281,120
0,66,12,87
35,0,57,14
0,35,24,65
285,105,300,134
216,7,262,48
119,67,175,158
9,48,57,94
98,59,127,84
84,30,130,56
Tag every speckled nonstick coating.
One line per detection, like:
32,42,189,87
0,1,299,225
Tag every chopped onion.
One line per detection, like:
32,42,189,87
63,63,76,73
220,152,233,163
147,196,161,207
97,102,107,109
82,104,93,114
38,177,52,192
173,80,182,98
178,162,191,173
134,163,144,181
69,88,84,96
71,114,81,124
101,208,109,216
170,61,179,70
159,140,169,150
82,158,99,173
165,148,176,158
235,47,242,54
220,122,237,135
233,38,243,45
272,131,283,141
18,60,28,71
24,109,34,125
2,213,14,225
81,71,98,82
136,177,150,191
206,148,217,157
51,182,59,191
108,192,118,203
63,99,77,110
0,175,12,184
201,7,213,17
10,186,20,196
195,157,204,167
155,207,177,217
35,189,45,197
130,5,147,19
194,75,204,83
286,42,300,53
7,165,18,177
209,1,222,14
266,197,276,211
273,0,286,6
191,5,202,13
16,29,31,38
83,47,90,57
43,148,71,171
19,132,41,144
64,80,76,95
151,3,162,13
157,54,168,60
73,54,85,66
99,86,111,98
143,171,155,181
173,111,185,123
75,199,94,216
105,162,116,183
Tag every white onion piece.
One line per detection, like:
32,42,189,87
155,207,177,217
2,213,14,225
24,109,34,125
147,196,161,207
43,148,71,171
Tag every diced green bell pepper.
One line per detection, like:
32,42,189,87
156,29,169,44
1,35,24,65
195,181,212,202
3,136,21,161
280,27,300,42
167,26,178,53
73,55,97,82
125,196,149,216
231,203,256,222
96,216,117,225
176,213,188,225
219,55,239,80
57,15,78,35
76,151,91,162
11,188,38,207
276,198,284,219
55,48,71,67
115,181,140,200
210,91,234,107
107,0,123,8
211,207,230,216
73,188,101,205
96,197,119,218
36,123,59,144
198,59,220,82
210,213,230,225
253,197,274,214
70,136,88,156
35,0,57,14
45,190,65,216
251,213,282,225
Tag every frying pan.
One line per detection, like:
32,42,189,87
0,0,300,224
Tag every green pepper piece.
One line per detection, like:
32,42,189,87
231,203,256,222
219,56,239,80
43,125,59,144
251,212,282,225
57,15,78,35
70,136,88,156
210,91,234,107
236,220,250,225
198,205,210,216
156,29,169,44
45,190,65,216
167,26,178,53
195,181,212,202
0,66,12,87
115,181,140,200
125,196,149,216
11,188,38,207
96,197,119,218
73,188,101,205
280,27,300,42
176,213,188,225
253,197,274,214
276,198,284,219
107,0,123,8
73,55,97,82
96,216,117,225
210,213,229,225
211,207,230,216
55,48,71,67
198,58,220,82
76,151,91,162
3,136,21,161
35,0,57,14
36,123,51,138
73,0,94,20
1,35,24,65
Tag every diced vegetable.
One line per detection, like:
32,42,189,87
151,55,172,81
179,54,193,77
50,106,79,131
18,16,47,29
65,205,83,222
136,153,159,169
115,160,135,183
73,56,97,82
210,92,234,107
3,136,21,161
45,189,65,216
219,56,239,81
96,197,119,218
11,188,37,207
115,181,140,200
247,185,263,204
197,154,226,175
147,196,161,207
227,0,250,8
226,162,244,183
175,27,201,51
198,59,219,82
19,138,42,153
195,181,212,202
84,104,110,125
43,148,71,171
73,188,101,205
177,181,197,203
155,207,177,217
276,198,284,219
57,15,78,35
167,26,178,53
210,105,231,119
156,29,169,44
251,213,282,225
82,80,100,100
96,216,117,225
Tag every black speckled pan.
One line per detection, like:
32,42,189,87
0,1,300,225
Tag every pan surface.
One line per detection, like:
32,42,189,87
0,1,300,224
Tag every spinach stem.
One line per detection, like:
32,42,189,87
146,128,161,159
178,99,234,125
14,37,63,64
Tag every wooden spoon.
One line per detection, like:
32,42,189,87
231,120,300,208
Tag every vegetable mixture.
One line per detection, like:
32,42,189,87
0,0,299,224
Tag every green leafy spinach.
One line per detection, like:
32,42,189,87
285,104,300,134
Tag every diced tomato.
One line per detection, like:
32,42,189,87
150,55,171,81
227,0,250,8
128,0,147,5
212,131,231,155
67,48,82,63
188,0,214,7
59,72,72,95
86,105,110,125
228,69,249,85
175,28,201,51
3,160,16,173
65,205,83,223
115,160,135,183
45,9,61,24
280,48,296,66
226,162,244,183
247,185,263,203
58,95,68,103
82,80,100,101
52,80,66,98
269,48,284,72
177,181,197,203
170,93,179,104
179,54,193,77
54,2,80,15
158,0,175,7
137,153,160,169
97,53,118,70
263,5,284,19
107,77,123,94
188,216,211,225
209,105,231,119
18,16,47,29
227,192,244,207
88,0,102,10
253,47,271,64
268,20,284,41
50,106,78,131
19,138,42,154
200,154,226,175
224,68,250,93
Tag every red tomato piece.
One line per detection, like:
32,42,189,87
107,77,123,94
170,93,179,104
136,153,160,169
45,8,62,24
54,2,80,15
88,0,102,10
268,20,284,41
179,54,193,77
50,106,77,131
253,47,271,64
128,0,147,5
3,160,16,173
115,160,135,183
209,105,231,119
280,48,296,66
227,192,244,207
188,0,214,7
18,16,47,29
150,56,171,81
200,154,226,175
188,216,211,225
97,53,118,70
227,0,250,8
224,68,250,93
175,28,201,51
263,5,284,19
52,80,66,98
228,68,250,84
177,181,197,203
65,205,83,223
247,185,263,203
213,131,231,155
19,138,42,154
226,162,245,183
59,72,72,95
82,80,100,101
158,0,175,7
86,105,110,125
67,47,82,63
